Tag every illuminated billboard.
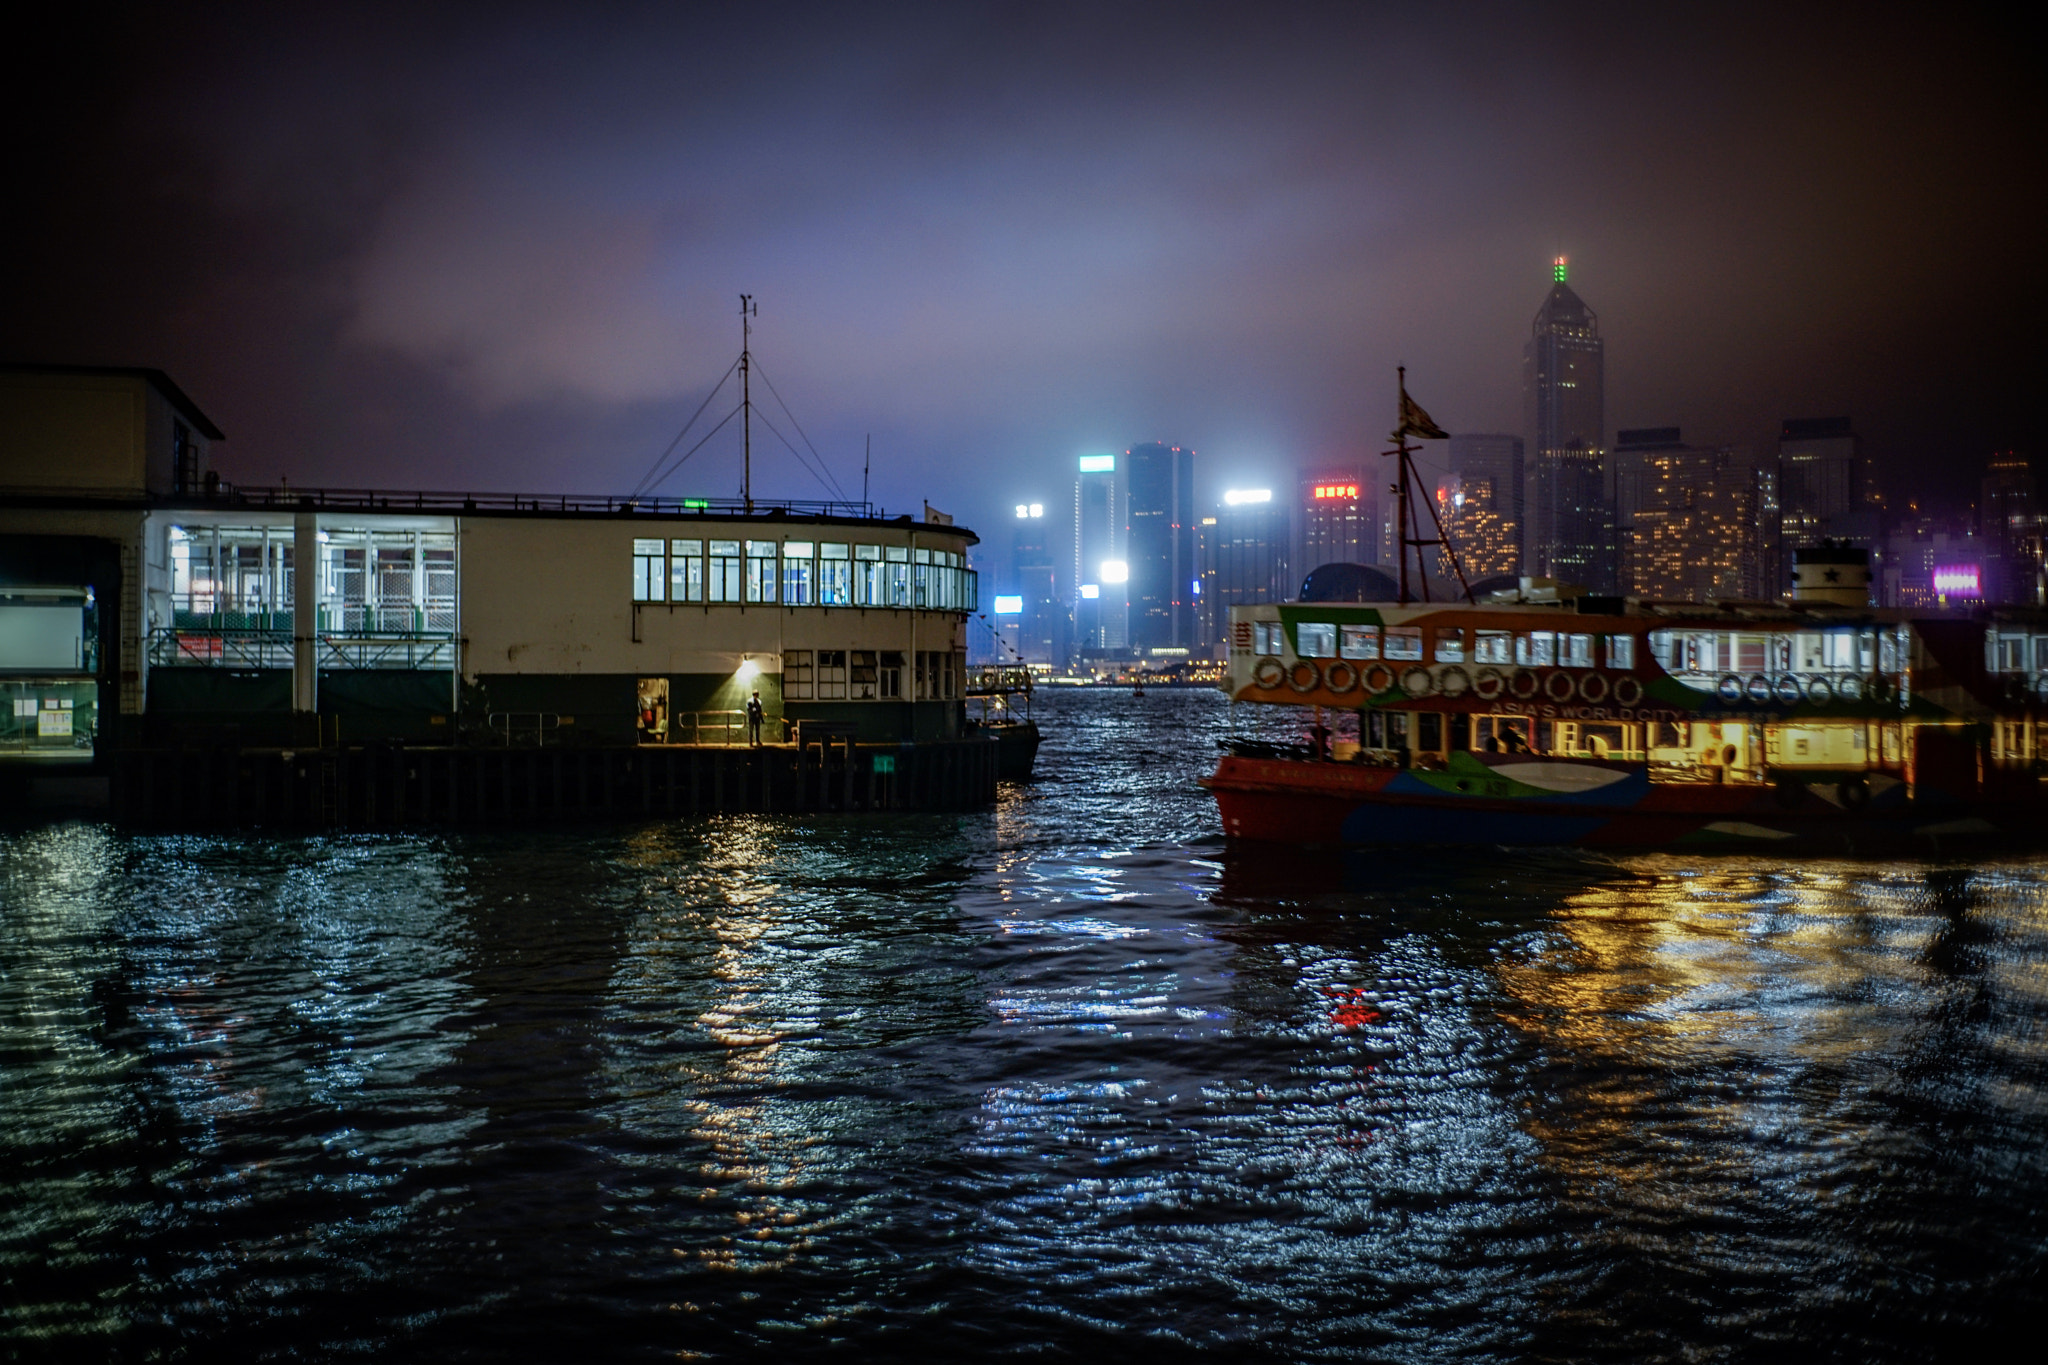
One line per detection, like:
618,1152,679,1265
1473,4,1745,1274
1224,488,1272,505
1312,483,1360,500
1099,560,1129,583
1078,454,1116,473
1933,565,1982,598
992,595,1024,614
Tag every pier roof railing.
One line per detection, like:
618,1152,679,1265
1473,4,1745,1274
195,486,884,520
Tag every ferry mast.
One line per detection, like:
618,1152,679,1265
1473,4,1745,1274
1386,366,1473,605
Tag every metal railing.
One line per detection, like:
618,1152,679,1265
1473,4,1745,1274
180,486,879,520
147,628,457,671
664,710,750,746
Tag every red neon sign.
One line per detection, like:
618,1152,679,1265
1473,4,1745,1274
1312,484,1359,500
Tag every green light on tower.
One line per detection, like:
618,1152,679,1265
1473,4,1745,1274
1553,256,1568,283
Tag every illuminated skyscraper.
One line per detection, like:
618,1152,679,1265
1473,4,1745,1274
1778,417,1868,548
1524,257,1610,589
1200,489,1290,644
1295,466,1377,589
1072,452,1125,654
1443,433,1523,574
1009,500,1058,664
1611,427,1773,601
1125,441,1196,652
1981,452,2042,606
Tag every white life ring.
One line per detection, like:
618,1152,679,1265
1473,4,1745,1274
1577,672,1610,704
1287,661,1321,693
1473,667,1506,700
1323,660,1360,694
1252,657,1285,690
1400,666,1434,697
1361,662,1395,695
1437,665,1471,698
1543,670,1577,702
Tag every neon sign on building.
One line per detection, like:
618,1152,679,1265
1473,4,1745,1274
1932,565,1982,598
1312,484,1359,500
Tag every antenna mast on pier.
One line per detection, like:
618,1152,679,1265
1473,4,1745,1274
739,294,757,514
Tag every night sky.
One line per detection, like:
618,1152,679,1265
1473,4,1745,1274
6,3,2042,534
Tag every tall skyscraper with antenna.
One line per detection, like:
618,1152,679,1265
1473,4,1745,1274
1523,257,1611,590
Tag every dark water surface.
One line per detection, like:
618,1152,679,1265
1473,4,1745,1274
4,690,2044,1361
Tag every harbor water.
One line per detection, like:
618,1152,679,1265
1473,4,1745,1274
3,689,2043,1360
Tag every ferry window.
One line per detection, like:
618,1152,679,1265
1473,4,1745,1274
1416,712,1442,751
1794,632,1826,672
670,540,704,602
1562,633,1594,668
879,650,904,698
1879,632,1901,674
1859,631,1878,672
633,539,665,602
818,544,851,605
1825,632,1860,671
851,650,878,699
1339,624,1379,660
708,541,742,602
1434,629,1466,664
745,541,779,603
1384,627,1423,661
1297,623,1337,658
1253,621,1284,655
1515,631,1555,666
1474,630,1511,664
1648,629,1678,670
1606,634,1635,670
782,542,815,605
783,649,813,699
817,649,847,699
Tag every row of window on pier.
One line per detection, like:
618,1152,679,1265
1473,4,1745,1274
167,526,456,633
780,649,962,700
633,540,975,611
1254,621,1638,670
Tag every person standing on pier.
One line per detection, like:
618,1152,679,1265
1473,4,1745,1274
747,690,765,746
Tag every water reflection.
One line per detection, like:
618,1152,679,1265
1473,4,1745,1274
2,691,2043,1359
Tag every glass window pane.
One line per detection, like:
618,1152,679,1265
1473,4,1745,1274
1435,629,1466,664
1385,627,1423,660
821,542,849,559
1339,624,1379,660
1297,623,1336,658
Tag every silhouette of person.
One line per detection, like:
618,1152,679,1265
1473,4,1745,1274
746,690,765,746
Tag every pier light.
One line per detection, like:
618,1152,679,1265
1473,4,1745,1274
993,595,1023,614
735,658,761,682
1100,560,1129,584
1223,488,1272,505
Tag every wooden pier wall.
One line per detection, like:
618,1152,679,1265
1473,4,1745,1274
109,736,1000,829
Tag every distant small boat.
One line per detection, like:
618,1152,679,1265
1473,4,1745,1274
1131,683,1146,697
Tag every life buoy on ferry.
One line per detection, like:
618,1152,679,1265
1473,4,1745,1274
1473,667,1506,700
1806,676,1834,705
1717,674,1744,703
1543,670,1577,703
1745,674,1773,704
1437,665,1471,698
1287,661,1320,693
1323,660,1360,694
1774,674,1804,705
1866,674,1893,703
1252,657,1285,690
1578,672,1610,704
1508,668,1542,700
1836,674,1863,703
1400,666,1434,697
1361,662,1396,695
1612,675,1644,707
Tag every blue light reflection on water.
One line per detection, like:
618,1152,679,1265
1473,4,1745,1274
2,689,2044,1360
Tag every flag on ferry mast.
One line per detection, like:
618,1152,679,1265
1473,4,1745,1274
1395,383,1449,442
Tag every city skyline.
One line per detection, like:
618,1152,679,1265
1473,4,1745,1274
4,5,2041,545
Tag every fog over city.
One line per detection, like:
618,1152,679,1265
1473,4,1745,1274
6,2,2040,531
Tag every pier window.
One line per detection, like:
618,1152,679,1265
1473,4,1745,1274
878,650,904,698
783,649,813,699
817,649,847,699
913,547,932,607
883,547,911,606
1474,629,1511,664
745,541,779,603
1991,633,2029,672
852,650,878,698
670,540,704,601
819,544,851,605
708,541,742,602
1435,629,1466,664
1339,624,1379,660
1253,621,1285,656
1297,622,1337,658
1562,633,1594,668
633,539,666,601
782,542,814,605
854,545,884,605
1605,634,1635,669
1515,631,1557,666
1384,627,1423,661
